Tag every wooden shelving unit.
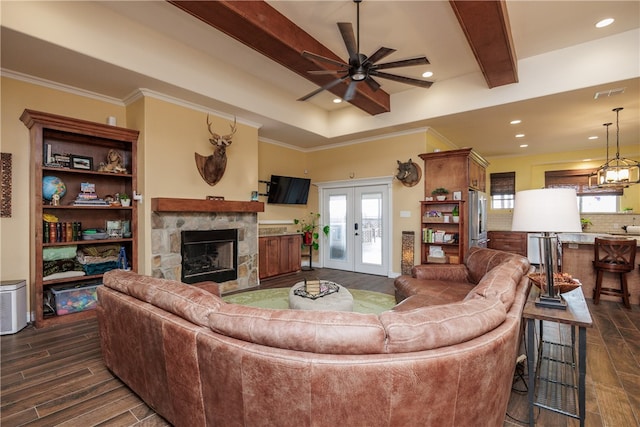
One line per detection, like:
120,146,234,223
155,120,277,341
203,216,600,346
420,200,464,264
21,109,139,328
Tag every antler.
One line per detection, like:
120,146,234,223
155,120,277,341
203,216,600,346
207,114,237,146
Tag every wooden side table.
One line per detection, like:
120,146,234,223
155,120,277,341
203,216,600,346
523,286,593,426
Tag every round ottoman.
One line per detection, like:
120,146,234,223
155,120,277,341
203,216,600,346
288,281,354,312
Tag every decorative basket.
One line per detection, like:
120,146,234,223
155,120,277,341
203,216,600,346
527,273,581,294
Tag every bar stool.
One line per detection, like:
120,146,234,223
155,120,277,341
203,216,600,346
592,237,636,309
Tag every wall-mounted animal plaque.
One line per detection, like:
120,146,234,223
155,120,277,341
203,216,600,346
195,115,237,186
396,159,422,187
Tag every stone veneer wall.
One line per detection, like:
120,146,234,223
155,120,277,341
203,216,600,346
151,211,259,294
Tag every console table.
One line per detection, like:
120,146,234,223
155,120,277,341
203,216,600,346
523,286,592,426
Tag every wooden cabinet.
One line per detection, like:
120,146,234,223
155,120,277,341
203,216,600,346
419,148,488,198
420,201,464,264
488,231,527,257
259,234,302,279
418,148,489,264
279,234,302,275
20,109,139,328
469,157,486,191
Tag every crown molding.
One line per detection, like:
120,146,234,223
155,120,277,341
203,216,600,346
1,68,124,106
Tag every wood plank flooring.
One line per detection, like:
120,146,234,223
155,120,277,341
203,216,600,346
1,269,638,426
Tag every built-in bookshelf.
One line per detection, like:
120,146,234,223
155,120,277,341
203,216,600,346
21,109,139,328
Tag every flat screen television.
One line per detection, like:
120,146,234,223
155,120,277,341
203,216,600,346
267,175,311,205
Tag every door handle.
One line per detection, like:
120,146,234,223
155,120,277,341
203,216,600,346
354,222,359,236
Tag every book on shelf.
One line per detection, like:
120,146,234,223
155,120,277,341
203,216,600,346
75,192,99,200
73,199,108,206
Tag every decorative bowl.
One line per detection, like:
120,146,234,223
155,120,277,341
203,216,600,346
527,273,581,294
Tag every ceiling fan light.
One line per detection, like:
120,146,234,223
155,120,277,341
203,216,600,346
352,68,367,81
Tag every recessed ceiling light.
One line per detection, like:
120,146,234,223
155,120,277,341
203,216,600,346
515,134,525,138
333,98,342,104
519,144,528,148
588,135,598,140
596,18,614,28
422,71,433,78
510,119,521,125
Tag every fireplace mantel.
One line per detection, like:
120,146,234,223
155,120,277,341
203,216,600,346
151,198,265,213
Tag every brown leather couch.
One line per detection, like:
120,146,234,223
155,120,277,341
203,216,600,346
97,247,531,427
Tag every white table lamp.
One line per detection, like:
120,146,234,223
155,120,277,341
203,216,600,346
511,188,582,309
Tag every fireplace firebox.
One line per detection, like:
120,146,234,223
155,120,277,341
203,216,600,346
181,229,238,284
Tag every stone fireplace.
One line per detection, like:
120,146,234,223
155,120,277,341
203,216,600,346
151,198,264,293
181,229,238,284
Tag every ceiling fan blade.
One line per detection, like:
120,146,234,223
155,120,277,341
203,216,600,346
308,70,344,75
297,76,349,101
373,56,430,70
365,76,382,92
369,70,433,88
338,22,359,61
302,51,349,69
344,80,359,102
364,47,396,66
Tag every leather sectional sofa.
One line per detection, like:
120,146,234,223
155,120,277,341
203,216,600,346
97,247,531,426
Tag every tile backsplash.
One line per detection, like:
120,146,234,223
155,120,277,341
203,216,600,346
487,211,638,234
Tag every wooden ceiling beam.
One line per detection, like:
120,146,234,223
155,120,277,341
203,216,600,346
169,1,390,115
449,0,518,88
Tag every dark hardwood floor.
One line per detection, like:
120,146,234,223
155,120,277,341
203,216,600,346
1,269,638,426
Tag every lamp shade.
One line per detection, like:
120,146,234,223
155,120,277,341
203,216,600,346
511,188,582,233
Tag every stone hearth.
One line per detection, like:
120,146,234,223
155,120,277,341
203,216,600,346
151,198,264,293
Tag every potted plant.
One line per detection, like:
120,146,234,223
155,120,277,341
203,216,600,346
119,192,131,207
452,204,460,223
432,187,449,201
294,212,329,251
580,217,592,231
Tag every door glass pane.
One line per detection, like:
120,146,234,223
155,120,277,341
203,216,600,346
329,194,347,261
360,192,382,265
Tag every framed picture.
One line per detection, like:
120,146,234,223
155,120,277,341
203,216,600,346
106,220,122,238
70,155,93,170
453,191,462,200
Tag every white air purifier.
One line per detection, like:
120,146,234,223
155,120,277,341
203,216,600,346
0,280,28,335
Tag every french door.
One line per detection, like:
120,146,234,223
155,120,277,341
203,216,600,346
320,182,390,276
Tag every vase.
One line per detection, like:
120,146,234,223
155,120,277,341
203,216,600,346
304,231,313,245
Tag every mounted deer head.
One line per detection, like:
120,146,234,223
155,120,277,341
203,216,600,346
195,115,237,186
396,159,422,187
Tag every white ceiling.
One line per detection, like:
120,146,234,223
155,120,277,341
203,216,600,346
1,0,639,159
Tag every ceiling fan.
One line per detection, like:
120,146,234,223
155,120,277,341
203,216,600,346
298,0,433,102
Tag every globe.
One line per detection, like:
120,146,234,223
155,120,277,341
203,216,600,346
42,176,67,201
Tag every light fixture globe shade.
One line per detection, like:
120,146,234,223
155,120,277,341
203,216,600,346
511,188,582,233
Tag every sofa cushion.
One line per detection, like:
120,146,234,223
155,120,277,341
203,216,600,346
465,247,530,284
394,277,474,304
380,298,507,353
103,270,224,327
465,260,523,311
208,304,386,355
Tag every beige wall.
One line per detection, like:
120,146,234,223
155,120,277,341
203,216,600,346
2,76,639,313
135,97,259,273
487,149,640,210
0,77,258,312
258,130,449,269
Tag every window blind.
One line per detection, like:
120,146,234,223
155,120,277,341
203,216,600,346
544,169,623,196
490,171,515,196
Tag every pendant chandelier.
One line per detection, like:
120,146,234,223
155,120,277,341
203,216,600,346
589,107,640,188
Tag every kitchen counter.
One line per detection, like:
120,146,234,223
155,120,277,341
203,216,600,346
558,232,640,245
559,233,639,306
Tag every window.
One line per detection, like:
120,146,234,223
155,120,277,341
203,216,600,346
490,172,515,209
544,169,620,213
